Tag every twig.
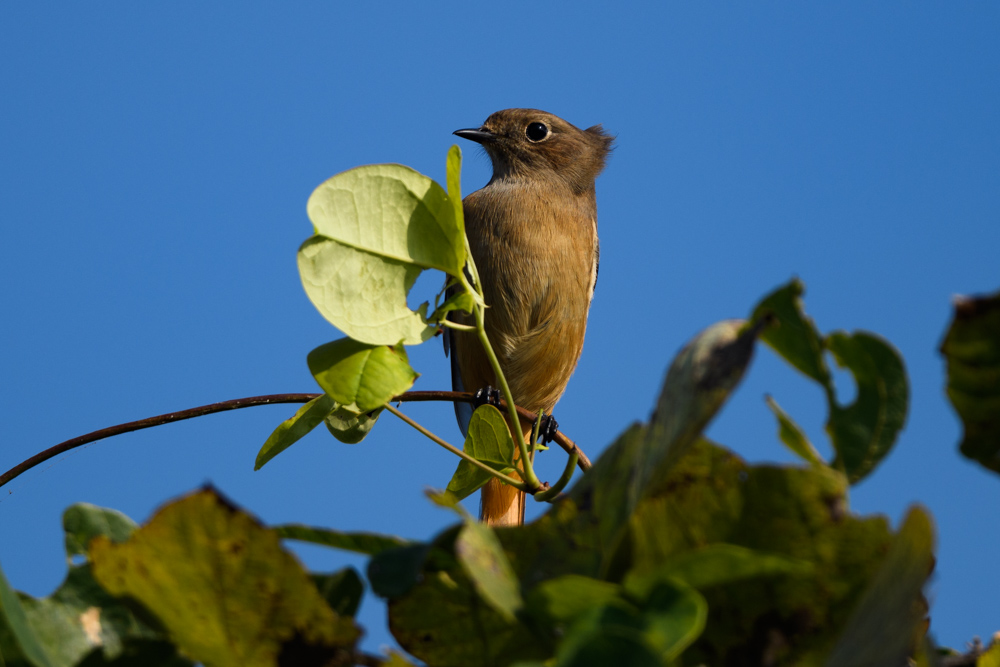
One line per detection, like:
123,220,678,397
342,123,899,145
0,391,590,490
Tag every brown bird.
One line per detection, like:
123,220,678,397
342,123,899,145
448,108,612,526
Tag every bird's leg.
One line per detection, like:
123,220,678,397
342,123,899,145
472,386,502,409
532,414,559,445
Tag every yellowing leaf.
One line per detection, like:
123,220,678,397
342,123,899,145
90,488,359,667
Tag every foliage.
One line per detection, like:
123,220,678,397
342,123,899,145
2,147,997,666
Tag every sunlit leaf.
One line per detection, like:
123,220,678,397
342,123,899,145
307,163,465,276
825,506,935,667
445,145,465,240
940,290,1000,474
308,338,417,413
765,395,824,466
90,488,359,667
444,405,516,501
254,394,334,470
325,405,383,444
428,290,475,324
274,523,411,556
298,235,435,346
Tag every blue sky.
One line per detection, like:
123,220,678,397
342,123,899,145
2,3,997,655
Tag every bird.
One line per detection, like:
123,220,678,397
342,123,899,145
448,108,612,526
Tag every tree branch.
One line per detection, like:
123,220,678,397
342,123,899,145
0,391,590,489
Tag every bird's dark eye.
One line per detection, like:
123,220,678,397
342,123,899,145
525,122,549,142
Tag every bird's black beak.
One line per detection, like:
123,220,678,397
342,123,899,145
453,128,496,144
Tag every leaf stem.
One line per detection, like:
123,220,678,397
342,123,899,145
441,320,477,332
383,403,526,491
534,452,578,502
472,305,540,490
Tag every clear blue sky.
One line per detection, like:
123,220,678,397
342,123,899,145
2,3,997,654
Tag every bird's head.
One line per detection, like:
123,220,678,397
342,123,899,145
454,108,613,193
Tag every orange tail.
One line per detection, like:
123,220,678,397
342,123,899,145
480,415,533,526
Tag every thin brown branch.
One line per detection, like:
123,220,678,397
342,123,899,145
1,391,590,490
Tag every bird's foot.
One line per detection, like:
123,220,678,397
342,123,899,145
533,414,560,445
472,386,502,409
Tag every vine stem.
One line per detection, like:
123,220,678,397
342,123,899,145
0,391,590,490
383,404,526,491
472,306,540,490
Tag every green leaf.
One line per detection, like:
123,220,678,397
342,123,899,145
89,488,360,667
553,581,706,666
273,523,411,556
624,543,811,597
297,235,436,346
254,394,335,470
752,278,832,386
444,405,517,501
639,580,708,660
445,145,465,238
940,290,1000,474
979,642,1000,667
825,506,935,667
628,439,894,663
751,280,909,484
307,338,418,413
555,622,663,667
428,290,475,324
765,395,824,466
63,504,137,558
0,560,55,667
826,331,909,483
526,575,622,626
368,543,433,599
325,405,383,444
311,567,364,618
75,641,193,667
571,318,761,567
307,163,465,277
454,521,523,622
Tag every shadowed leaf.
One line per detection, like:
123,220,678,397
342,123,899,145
311,568,364,618
63,504,137,558
826,331,909,483
825,506,935,667
766,395,824,466
941,290,1000,474
752,278,831,386
255,394,335,470
444,405,516,501
454,521,523,622
325,405,383,444
274,523,411,556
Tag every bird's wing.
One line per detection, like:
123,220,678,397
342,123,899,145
444,323,473,438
